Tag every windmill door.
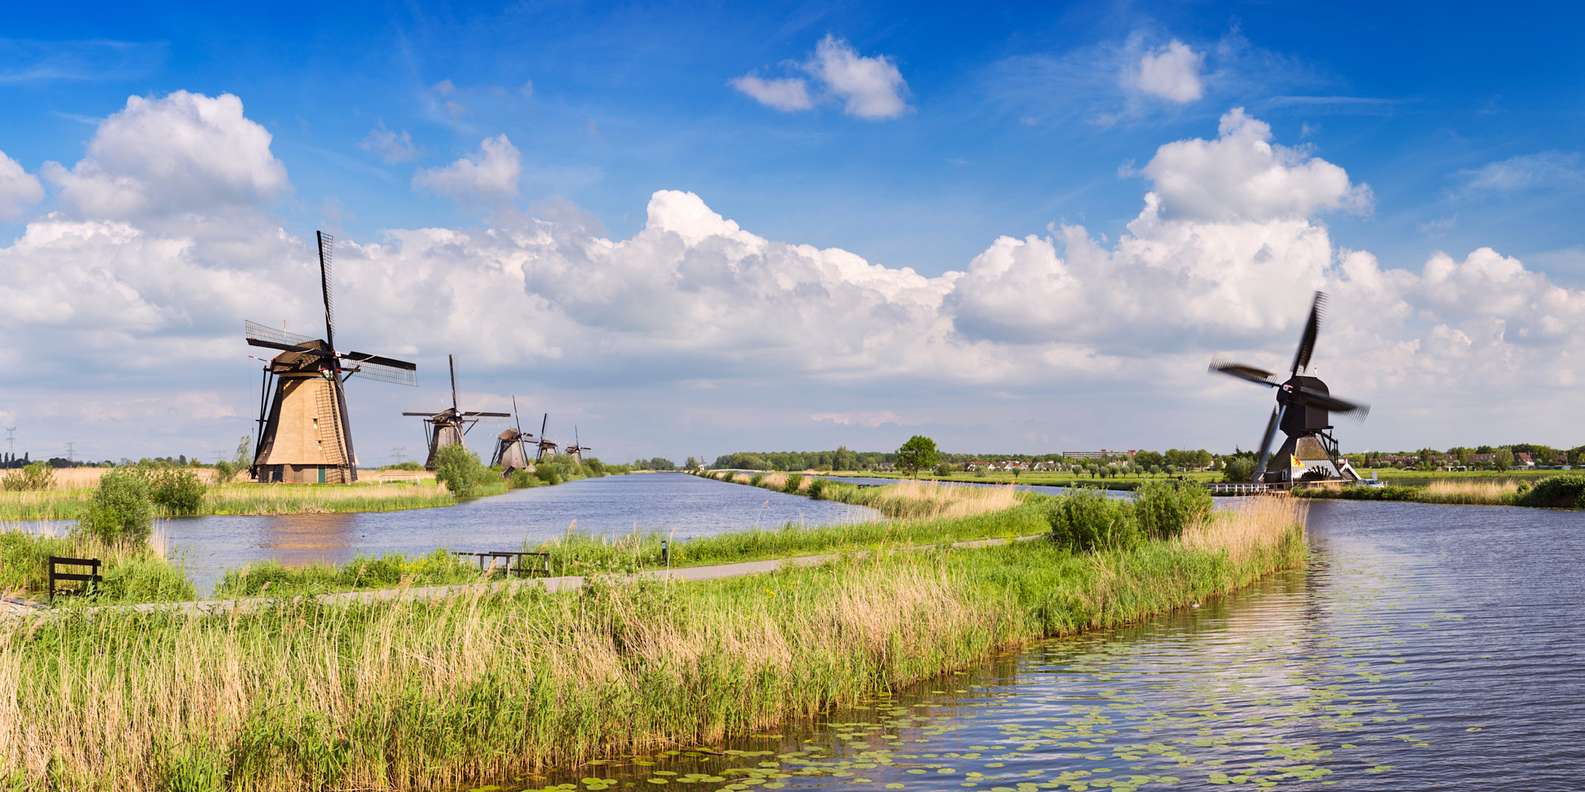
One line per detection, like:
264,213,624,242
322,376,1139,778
318,467,326,484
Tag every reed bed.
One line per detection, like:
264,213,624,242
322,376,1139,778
0,480,461,522
537,501,1052,575
1420,479,1522,504
0,496,1305,791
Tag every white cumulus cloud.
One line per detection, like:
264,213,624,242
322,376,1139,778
40,91,286,219
807,35,909,119
413,134,521,201
729,75,814,112
0,148,43,219
1142,107,1372,222
1128,39,1204,103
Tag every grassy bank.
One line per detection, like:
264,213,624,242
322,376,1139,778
1297,474,1585,508
0,529,195,603
0,495,1305,791
0,479,466,522
821,469,1214,491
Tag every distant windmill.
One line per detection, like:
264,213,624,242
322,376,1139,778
1209,291,1370,485
490,396,536,474
564,426,590,462
403,355,510,469
245,231,417,484
534,413,559,462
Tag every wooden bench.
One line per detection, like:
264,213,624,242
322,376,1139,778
48,556,102,601
451,550,552,578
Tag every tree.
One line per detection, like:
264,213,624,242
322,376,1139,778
894,435,939,478
1494,448,1515,470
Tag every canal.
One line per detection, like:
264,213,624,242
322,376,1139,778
504,497,1584,790
149,473,878,594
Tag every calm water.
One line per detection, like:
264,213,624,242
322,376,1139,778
134,473,875,594
507,498,1584,790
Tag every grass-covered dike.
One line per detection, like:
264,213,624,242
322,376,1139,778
0,470,1306,790
1296,474,1585,508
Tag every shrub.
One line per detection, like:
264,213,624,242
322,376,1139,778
1046,489,1142,552
380,461,425,471
1222,457,1256,483
433,445,490,498
1,461,55,491
534,461,565,486
806,477,828,500
1517,475,1585,508
1133,480,1212,540
79,469,155,547
131,464,207,515
506,468,540,489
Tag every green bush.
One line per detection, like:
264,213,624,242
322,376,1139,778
433,445,490,498
806,478,828,500
1517,475,1585,508
79,469,155,547
1,461,55,491
1046,489,1142,553
506,468,540,489
1221,457,1256,483
0,530,73,594
380,461,425,471
535,460,576,486
131,464,207,515
781,475,803,494
1133,480,1212,540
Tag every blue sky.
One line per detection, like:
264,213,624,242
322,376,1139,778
2,1,1584,463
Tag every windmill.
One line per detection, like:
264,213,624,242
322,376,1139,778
245,232,417,484
533,413,559,462
563,426,590,463
403,355,510,469
1208,291,1370,486
490,396,536,474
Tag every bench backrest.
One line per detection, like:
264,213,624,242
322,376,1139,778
48,555,102,600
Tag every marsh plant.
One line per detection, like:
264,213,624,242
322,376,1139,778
0,492,1305,791
78,468,156,547
0,461,54,492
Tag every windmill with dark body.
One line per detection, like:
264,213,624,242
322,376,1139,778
563,426,590,463
533,413,559,462
404,355,510,469
1209,291,1370,486
490,396,536,475
245,231,418,484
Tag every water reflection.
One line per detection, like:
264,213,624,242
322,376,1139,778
150,473,877,595
504,498,1584,790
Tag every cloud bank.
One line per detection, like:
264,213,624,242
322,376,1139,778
1,92,1581,460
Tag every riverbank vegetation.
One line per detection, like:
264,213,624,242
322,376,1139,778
0,488,1305,791
1297,474,1585,508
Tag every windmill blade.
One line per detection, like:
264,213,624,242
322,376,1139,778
348,360,417,386
448,355,459,412
1295,386,1370,418
245,336,311,354
342,351,416,371
245,320,316,346
512,396,527,439
1290,291,1326,376
317,231,336,353
401,411,443,417
462,411,512,418
1251,403,1287,482
1209,359,1278,387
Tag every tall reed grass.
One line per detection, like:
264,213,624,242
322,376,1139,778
0,480,463,522
0,495,1305,791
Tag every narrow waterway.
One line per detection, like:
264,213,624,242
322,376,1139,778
502,498,1584,790
135,473,877,595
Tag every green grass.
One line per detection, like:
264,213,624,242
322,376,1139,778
0,501,1305,792
213,550,487,598
0,530,195,603
1295,474,1585,508
826,469,1220,490
537,501,1052,575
